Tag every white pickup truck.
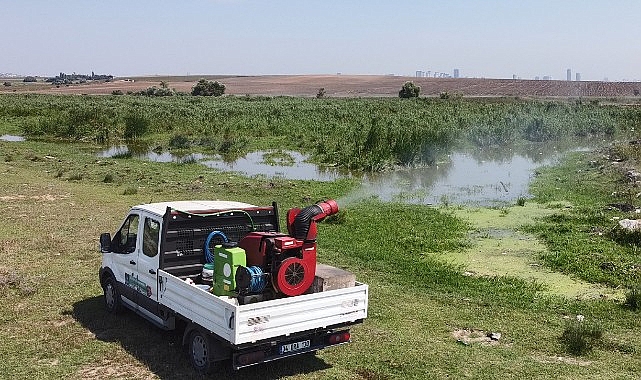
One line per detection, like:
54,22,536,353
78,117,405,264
98,200,368,373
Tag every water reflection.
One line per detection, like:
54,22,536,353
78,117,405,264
97,139,603,206
362,140,600,206
98,145,205,163
0,135,25,142
201,151,342,181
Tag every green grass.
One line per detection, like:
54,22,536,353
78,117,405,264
526,151,641,288
2,102,641,379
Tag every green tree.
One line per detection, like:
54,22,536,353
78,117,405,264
399,81,420,98
191,79,225,96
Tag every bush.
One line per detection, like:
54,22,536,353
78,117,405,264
560,315,603,355
316,88,326,98
625,286,641,311
399,81,420,98
122,186,138,195
123,112,149,140
111,90,124,96
136,86,175,97
191,79,225,96
169,133,191,149
3,81,11,87
23,76,37,83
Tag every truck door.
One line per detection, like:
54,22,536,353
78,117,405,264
135,214,161,316
109,212,141,307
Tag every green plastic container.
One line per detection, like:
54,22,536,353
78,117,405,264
212,244,246,296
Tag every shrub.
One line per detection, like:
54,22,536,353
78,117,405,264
123,112,149,140
3,81,11,87
399,81,420,98
625,286,641,311
111,89,124,95
191,79,225,96
23,76,37,83
122,186,138,195
439,91,450,100
316,88,326,98
516,196,526,206
136,86,175,97
103,174,114,183
560,315,603,355
169,133,191,149
67,173,84,181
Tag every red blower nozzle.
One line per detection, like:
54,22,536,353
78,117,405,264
315,199,339,220
287,199,340,241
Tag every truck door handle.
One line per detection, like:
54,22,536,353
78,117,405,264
130,260,136,265
149,269,156,275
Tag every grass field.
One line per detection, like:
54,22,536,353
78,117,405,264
1,97,641,379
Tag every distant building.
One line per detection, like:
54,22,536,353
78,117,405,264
567,69,572,81
415,70,424,78
535,76,540,80
575,73,581,81
543,76,552,80
453,69,460,78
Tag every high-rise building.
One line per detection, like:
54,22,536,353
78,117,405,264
453,69,460,78
567,69,572,81
575,73,581,81
416,70,424,78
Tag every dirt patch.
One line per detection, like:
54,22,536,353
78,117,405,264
0,194,68,202
73,358,155,380
452,328,503,347
532,354,592,367
0,266,36,295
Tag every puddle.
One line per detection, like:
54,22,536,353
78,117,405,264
97,145,205,163
0,135,25,142
201,151,342,181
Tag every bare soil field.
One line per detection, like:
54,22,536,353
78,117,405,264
2,74,641,98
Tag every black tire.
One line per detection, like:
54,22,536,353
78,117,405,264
189,330,214,374
103,276,121,314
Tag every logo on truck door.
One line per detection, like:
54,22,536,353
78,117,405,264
125,272,152,297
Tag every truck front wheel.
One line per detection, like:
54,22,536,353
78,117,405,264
103,276,121,313
189,330,214,374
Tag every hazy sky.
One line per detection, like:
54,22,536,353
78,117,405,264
3,0,640,81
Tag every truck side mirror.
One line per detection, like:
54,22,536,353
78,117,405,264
100,233,112,253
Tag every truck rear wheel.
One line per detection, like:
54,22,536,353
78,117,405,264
189,330,214,374
103,276,121,313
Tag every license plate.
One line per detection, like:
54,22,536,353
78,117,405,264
280,339,311,354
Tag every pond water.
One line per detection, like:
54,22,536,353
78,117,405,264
0,134,25,142
361,151,555,206
201,151,342,181
97,145,206,163
97,140,601,206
